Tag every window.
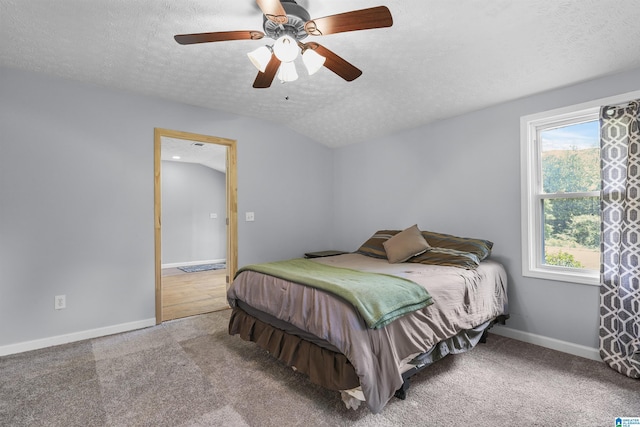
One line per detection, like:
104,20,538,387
521,108,600,285
522,106,600,284
520,91,640,286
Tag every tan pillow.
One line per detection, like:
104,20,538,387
383,224,431,263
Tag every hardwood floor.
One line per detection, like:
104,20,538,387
161,267,229,322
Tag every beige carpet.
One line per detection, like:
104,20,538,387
1,309,638,426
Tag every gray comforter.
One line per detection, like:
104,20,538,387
227,253,508,413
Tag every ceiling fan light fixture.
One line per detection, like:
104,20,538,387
302,49,325,75
175,4,393,88
247,45,272,73
277,61,298,83
272,35,299,63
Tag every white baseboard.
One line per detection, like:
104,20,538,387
490,325,601,362
0,318,157,357
1,319,602,362
162,259,225,269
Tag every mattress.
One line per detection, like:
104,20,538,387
227,253,508,413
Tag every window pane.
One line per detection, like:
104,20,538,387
540,121,600,193
542,197,600,269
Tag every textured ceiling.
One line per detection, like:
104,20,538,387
2,0,640,148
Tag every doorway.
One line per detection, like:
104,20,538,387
154,128,237,324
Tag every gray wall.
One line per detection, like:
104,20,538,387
0,66,333,348
3,62,640,355
161,161,226,265
332,67,640,350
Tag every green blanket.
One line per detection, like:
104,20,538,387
235,258,433,329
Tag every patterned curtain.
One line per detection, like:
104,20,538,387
599,100,640,379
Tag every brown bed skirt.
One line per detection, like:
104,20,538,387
228,306,360,391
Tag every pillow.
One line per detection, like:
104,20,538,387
420,230,493,260
356,228,493,269
409,230,494,269
382,224,431,263
356,229,401,259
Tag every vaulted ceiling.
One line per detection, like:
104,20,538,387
2,0,640,147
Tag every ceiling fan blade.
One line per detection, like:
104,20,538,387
303,42,362,82
255,0,288,24
253,54,282,88
174,31,264,45
305,6,393,36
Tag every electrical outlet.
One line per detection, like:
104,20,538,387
245,212,255,222
55,295,66,310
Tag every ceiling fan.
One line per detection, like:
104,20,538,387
174,0,393,88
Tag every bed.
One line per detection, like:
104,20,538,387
227,226,509,413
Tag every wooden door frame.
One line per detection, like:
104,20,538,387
154,128,238,324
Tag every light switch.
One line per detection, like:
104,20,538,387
245,212,255,222
210,213,217,219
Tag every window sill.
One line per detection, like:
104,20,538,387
523,267,600,286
